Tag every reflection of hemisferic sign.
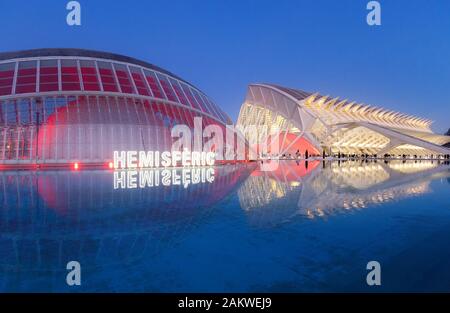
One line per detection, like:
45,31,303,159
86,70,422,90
113,168,215,189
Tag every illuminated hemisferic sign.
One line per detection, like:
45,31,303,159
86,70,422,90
113,150,216,169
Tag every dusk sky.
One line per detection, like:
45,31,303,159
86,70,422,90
1,0,449,133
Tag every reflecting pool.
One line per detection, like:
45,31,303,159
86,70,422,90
1,160,450,292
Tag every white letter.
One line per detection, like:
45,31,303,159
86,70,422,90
235,125,249,161
161,151,171,167
172,169,181,185
237,124,258,160
191,151,201,166
171,124,192,152
113,151,126,169
206,152,216,166
66,1,81,26
366,261,381,286
66,261,81,286
127,151,138,168
139,151,154,168
192,169,200,184
201,152,207,166
225,125,236,161
367,1,381,26
182,169,191,188
154,151,160,167
161,170,171,186
193,117,203,152
206,168,215,183
113,171,126,189
127,171,137,188
260,127,280,172
203,124,224,161
139,170,154,188
182,148,191,167
172,151,182,167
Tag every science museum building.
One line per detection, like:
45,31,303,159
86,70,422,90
237,84,450,157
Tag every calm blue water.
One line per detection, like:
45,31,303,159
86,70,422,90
1,160,450,292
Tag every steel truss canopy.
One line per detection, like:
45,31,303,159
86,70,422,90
237,84,450,156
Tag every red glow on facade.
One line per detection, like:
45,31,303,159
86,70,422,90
0,49,236,169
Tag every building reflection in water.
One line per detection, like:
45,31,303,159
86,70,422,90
0,164,255,281
0,160,449,291
238,160,450,226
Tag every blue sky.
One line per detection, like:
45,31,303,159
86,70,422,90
0,0,449,133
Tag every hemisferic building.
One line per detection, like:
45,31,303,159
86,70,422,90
0,49,232,169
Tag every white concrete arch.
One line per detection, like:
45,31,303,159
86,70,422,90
237,84,450,157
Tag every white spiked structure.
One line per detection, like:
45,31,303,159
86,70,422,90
237,84,450,156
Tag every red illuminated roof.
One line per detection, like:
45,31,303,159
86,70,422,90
0,48,232,124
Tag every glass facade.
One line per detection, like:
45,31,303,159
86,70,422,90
0,51,232,166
